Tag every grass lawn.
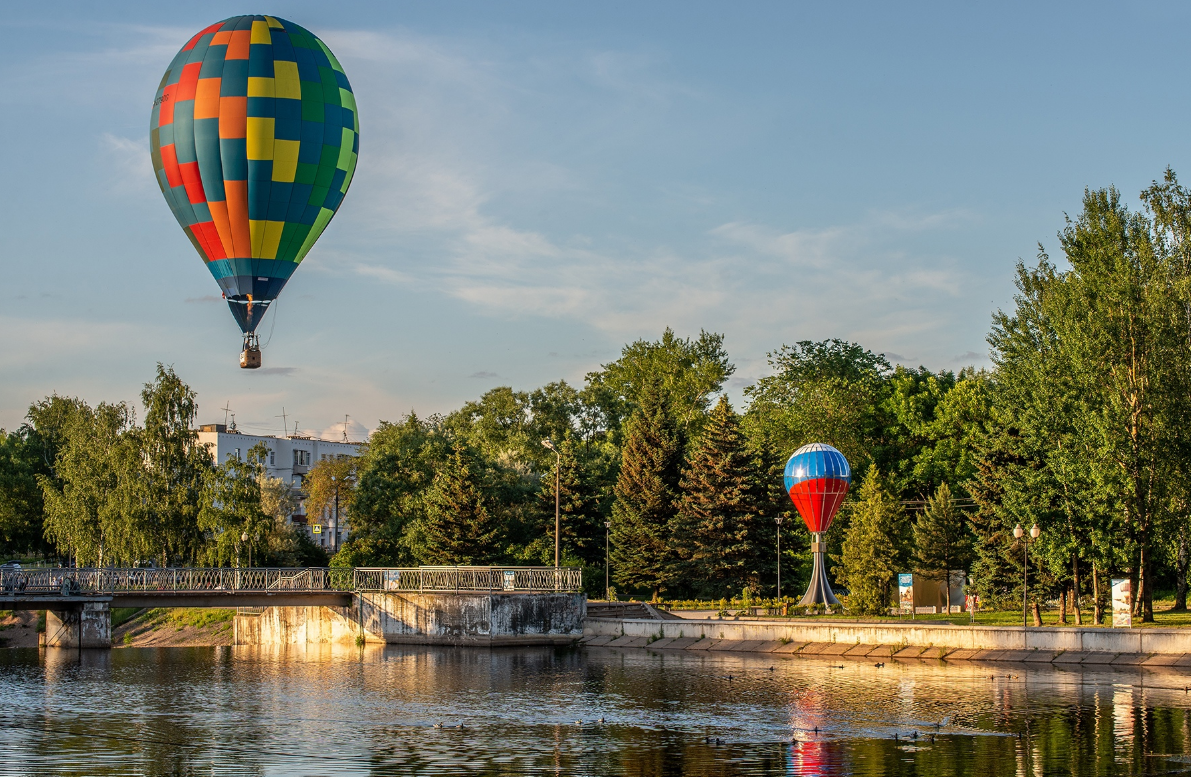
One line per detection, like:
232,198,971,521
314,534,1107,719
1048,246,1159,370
739,598,1191,628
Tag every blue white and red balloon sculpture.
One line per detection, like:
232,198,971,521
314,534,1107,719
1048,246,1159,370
784,443,851,606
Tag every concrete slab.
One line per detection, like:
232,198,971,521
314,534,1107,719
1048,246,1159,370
1022,650,1062,663
1172,654,1191,668
710,640,745,651
1111,653,1149,665
994,650,1035,663
1051,651,1085,664
844,644,877,657
646,638,677,650
945,649,980,661
1080,653,1119,665
893,646,925,659
973,650,1008,662
727,640,766,652
773,641,807,654
686,638,715,650
753,640,786,653
918,647,949,660
800,642,833,655
607,636,645,648
866,645,897,659
1142,653,1184,666
586,636,615,646
820,643,852,656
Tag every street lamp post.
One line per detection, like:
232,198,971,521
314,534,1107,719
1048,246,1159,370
541,440,561,569
330,475,340,554
776,516,784,600
1014,523,1041,627
241,532,249,568
605,520,611,601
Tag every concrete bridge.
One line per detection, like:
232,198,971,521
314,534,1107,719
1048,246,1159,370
1,566,585,649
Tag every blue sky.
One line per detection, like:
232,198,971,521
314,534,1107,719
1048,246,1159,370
3,2,1190,439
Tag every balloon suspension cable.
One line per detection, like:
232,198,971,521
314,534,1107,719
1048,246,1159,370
260,297,279,351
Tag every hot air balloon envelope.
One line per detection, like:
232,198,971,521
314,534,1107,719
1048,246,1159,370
784,443,851,534
149,15,358,336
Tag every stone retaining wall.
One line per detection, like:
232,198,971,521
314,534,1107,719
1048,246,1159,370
235,592,587,646
582,617,1191,665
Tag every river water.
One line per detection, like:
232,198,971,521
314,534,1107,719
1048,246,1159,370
1,644,1190,776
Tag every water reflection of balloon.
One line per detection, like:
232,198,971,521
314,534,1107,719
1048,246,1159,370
149,15,359,369
784,443,851,606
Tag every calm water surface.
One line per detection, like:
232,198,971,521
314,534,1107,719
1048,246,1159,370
1,643,1190,775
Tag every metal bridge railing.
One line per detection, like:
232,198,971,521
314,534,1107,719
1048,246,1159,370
0,566,582,596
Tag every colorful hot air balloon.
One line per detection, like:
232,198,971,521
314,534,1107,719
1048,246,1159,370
784,443,851,606
149,15,358,368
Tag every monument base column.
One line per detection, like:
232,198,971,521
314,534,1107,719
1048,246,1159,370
798,533,841,607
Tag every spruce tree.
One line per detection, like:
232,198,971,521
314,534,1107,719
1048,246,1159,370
912,482,973,613
832,469,907,615
421,442,502,564
672,396,767,599
610,380,681,600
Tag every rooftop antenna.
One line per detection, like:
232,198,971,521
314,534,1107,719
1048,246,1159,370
277,407,289,437
221,402,233,427
343,414,351,442
229,412,238,433
293,420,299,437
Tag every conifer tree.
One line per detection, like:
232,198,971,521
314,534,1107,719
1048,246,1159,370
421,442,502,564
832,468,908,615
610,380,682,599
912,482,973,613
672,396,767,598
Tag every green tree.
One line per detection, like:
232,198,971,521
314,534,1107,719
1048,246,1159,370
533,433,602,567
139,364,209,565
833,469,909,615
912,482,973,613
40,401,147,566
303,455,358,554
587,328,734,439
671,397,769,599
0,428,49,557
743,339,890,476
198,443,272,566
610,380,682,600
419,442,503,564
342,413,450,566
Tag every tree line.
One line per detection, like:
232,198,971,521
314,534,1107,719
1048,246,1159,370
5,170,1191,620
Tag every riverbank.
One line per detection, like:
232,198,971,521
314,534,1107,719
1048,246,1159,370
112,608,235,647
584,616,1191,663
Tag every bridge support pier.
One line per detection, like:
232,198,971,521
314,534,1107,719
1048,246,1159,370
45,602,111,648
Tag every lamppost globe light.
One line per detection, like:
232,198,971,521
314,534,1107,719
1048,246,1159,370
1013,524,1024,539
541,439,555,451
1030,524,1040,539
241,532,248,542
775,516,784,525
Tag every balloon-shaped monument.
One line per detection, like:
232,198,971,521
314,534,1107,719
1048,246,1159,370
784,443,851,606
149,15,359,368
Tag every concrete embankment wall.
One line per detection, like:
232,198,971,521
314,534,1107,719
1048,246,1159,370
585,617,1191,656
235,592,586,647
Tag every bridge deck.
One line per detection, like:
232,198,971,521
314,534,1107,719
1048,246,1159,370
0,566,582,609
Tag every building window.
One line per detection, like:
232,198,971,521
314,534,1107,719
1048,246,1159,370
269,450,275,466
